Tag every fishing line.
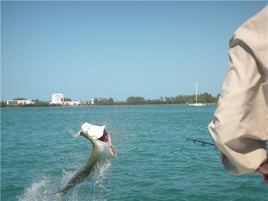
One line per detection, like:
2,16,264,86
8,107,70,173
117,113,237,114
186,138,218,150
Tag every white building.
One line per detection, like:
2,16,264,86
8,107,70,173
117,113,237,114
6,99,34,106
90,99,95,105
63,100,80,106
51,93,64,105
50,93,80,106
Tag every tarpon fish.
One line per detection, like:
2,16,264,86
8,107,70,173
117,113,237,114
51,122,116,197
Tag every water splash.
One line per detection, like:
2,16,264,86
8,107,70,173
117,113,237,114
17,177,52,201
91,159,112,201
93,159,112,189
18,159,113,201
18,176,79,201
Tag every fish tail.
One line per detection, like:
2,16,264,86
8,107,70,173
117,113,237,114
47,184,74,197
48,168,91,197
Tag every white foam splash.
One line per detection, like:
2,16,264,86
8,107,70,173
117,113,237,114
93,159,112,189
18,176,79,201
18,158,112,201
18,177,50,201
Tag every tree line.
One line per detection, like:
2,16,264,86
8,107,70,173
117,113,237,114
1,92,219,107
124,92,218,105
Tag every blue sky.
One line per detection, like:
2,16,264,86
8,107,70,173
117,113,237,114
1,1,267,101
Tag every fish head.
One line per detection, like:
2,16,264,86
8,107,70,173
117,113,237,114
80,122,116,156
80,122,106,140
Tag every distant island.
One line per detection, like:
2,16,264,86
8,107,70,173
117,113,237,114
1,93,219,108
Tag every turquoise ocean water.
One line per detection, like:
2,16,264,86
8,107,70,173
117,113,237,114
1,105,267,201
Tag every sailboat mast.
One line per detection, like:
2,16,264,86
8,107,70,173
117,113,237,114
188,81,207,106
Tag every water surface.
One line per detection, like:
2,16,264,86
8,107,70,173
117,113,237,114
1,105,267,201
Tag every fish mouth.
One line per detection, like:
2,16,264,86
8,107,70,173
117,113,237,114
97,130,110,142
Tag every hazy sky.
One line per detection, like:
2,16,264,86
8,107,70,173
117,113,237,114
1,1,267,101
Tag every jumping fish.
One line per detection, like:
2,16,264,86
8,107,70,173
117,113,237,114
51,122,116,197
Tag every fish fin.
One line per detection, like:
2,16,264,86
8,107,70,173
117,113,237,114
110,145,117,156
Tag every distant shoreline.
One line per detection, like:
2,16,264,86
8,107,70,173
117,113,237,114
0,102,218,108
1,93,219,108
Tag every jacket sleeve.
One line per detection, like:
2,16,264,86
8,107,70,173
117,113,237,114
208,6,268,175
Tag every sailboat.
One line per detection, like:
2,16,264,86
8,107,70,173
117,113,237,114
188,82,207,107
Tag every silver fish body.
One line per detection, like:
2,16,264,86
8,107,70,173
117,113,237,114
51,123,116,197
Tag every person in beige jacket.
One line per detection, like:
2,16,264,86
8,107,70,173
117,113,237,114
208,6,268,183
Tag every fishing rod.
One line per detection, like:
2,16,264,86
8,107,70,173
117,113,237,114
186,138,218,150
186,137,268,184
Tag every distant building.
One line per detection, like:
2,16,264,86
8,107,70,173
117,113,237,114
6,99,34,106
63,100,80,106
50,93,80,106
51,93,64,104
